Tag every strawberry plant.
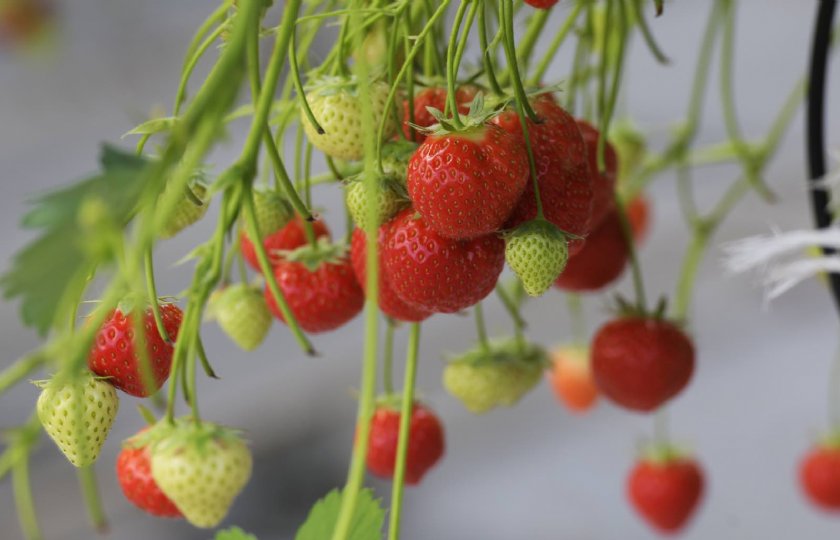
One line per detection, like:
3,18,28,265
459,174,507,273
0,0,838,538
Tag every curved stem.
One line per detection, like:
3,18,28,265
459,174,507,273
629,0,669,64
529,0,584,85
77,466,108,533
479,1,503,96
387,323,421,540
495,284,527,331
290,37,324,134
516,8,550,72
444,0,471,126
500,0,538,122
0,353,46,396
474,303,490,353
144,250,171,344
596,0,626,172
174,23,228,116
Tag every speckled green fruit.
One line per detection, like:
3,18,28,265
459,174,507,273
36,373,119,467
251,189,293,238
345,179,408,230
505,220,569,297
161,184,209,239
209,284,272,351
151,424,253,529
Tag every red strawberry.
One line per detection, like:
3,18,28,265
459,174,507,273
350,228,431,322
591,316,694,412
241,215,330,270
382,208,505,314
627,194,652,244
117,438,182,518
800,443,840,511
492,96,593,255
264,242,364,333
88,303,182,397
577,120,618,229
365,401,445,485
402,86,478,144
407,123,529,239
628,454,704,534
553,209,629,292
524,0,559,8
548,345,598,413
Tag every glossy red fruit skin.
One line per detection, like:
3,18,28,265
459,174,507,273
524,0,559,8
366,403,445,485
264,257,364,333
800,446,840,511
402,86,478,144
492,97,593,255
382,208,505,314
628,458,704,534
350,228,431,322
117,445,182,518
241,216,330,270
577,120,618,229
88,304,182,398
553,209,629,292
407,125,529,240
591,317,694,412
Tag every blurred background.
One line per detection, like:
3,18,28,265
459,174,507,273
1,1,839,538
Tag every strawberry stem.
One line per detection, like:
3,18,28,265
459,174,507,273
444,0,471,127
515,8,549,74
173,3,230,116
290,37,325,135
566,293,586,346
615,198,648,313
474,303,490,353
652,408,670,448
495,284,527,334
77,465,109,534
478,0,503,96
499,0,538,122
529,0,584,85
13,449,42,540
383,318,396,396
0,353,46,397
144,250,172,344
595,0,626,174
387,322,421,540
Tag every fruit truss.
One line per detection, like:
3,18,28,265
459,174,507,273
0,0,838,539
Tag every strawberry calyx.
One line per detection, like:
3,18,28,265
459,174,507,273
611,294,681,325
147,418,248,458
373,393,419,412
637,441,692,466
414,92,502,138
343,172,409,198
304,74,386,98
449,337,548,370
278,237,350,271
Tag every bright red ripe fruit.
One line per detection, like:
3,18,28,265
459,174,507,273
117,443,182,518
591,317,694,412
628,457,704,534
524,0,559,8
241,216,330,270
627,194,652,244
366,402,445,485
553,209,629,292
264,255,364,333
382,208,505,314
349,228,431,323
402,86,478,144
407,124,529,239
88,303,182,397
577,120,618,229
800,444,840,511
492,96,593,255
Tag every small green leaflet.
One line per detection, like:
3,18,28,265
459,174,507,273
295,488,385,540
214,527,258,540
122,116,177,137
1,145,150,335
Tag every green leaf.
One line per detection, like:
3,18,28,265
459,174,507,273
214,527,258,540
122,116,178,137
1,145,151,335
295,489,385,540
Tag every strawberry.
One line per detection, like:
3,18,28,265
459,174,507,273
117,429,182,518
207,283,272,351
35,372,119,467
380,140,419,182
365,400,445,485
407,117,529,239
505,219,569,297
350,228,431,322
382,208,505,314
88,302,183,398
443,338,546,414
626,194,652,244
800,441,840,511
492,95,593,255
302,76,396,161
548,345,598,413
524,0,559,8
577,119,618,229
241,214,330,270
628,451,704,534
553,209,629,292
591,316,694,412
345,175,409,230
264,239,364,333
401,85,478,143
251,189,294,238
160,183,209,239
151,420,252,528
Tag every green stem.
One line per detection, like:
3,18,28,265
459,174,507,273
672,228,708,320
478,0,503,96
516,8,550,72
387,323,421,540
0,353,46,396
653,408,669,446
445,0,471,126
453,0,480,88
529,0,584,85
174,22,228,116
77,466,108,533
615,198,648,312
495,284,527,331
500,0,538,122
290,37,324,134
13,450,42,540
566,293,586,345
596,0,627,172
383,318,396,396
144,250,171,344
474,303,490,352
629,0,669,64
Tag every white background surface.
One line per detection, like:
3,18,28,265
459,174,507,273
1,1,839,539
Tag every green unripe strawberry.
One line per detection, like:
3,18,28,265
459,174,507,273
151,421,253,529
251,189,293,239
380,140,418,182
443,339,546,414
35,372,119,467
505,219,569,297
345,176,408,229
302,77,396,161
160,183,209,239
208,283,272,351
